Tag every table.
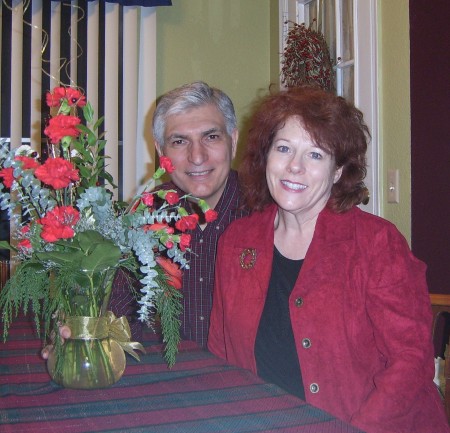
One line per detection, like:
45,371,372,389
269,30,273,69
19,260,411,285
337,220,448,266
0,315,364,433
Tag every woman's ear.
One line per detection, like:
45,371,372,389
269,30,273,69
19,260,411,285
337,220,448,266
334,166,343,184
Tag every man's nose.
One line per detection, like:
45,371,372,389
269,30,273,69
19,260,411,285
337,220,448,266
187,141,208,165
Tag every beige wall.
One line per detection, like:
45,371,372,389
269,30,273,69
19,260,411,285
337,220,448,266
156,0,279,166
378,0,411,242
156,0,412,241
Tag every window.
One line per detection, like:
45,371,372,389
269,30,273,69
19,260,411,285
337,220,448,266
280,0,379,215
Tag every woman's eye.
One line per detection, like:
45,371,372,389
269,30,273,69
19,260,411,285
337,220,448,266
310,151,323,160
276,145,290,153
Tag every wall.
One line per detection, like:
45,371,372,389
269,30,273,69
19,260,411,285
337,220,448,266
156,0,279,166
156,0,414,242
377,0,411,242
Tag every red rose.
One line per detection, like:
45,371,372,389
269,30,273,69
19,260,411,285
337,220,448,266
35,157,79,189
175,214,199,232
165,191,179,205
204,209,218,223
46,87,66,107
15,155,40,170
159,156,175,174
44,114,81,144
142,192,154,207
179,233,191,252
38,206,80,243
156,256,183,290
0,167,15,188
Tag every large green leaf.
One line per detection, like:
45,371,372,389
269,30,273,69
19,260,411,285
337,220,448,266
79,242,121,273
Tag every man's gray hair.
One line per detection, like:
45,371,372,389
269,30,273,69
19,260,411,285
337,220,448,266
152,81,237,146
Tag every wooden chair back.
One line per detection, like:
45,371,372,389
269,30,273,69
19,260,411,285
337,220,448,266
430,293,450,423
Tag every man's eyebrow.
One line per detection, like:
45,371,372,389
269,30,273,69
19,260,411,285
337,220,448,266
166,133,188,142
202,127,223,136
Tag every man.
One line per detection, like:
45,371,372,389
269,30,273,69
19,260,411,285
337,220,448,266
42,82,245,353
151,81,247,347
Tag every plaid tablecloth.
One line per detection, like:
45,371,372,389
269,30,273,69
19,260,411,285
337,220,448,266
0,316,364,433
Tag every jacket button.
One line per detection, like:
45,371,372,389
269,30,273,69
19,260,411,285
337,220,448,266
302,338,311,349
310,383,319,393
294,297,303,307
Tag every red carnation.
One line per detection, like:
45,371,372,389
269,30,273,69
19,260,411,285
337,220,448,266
165,191,180,205
159,156,175,174
44,114,81,144
38,206,80,243
175,214,199,232
65,88,86,107
0,167,15,188
142,192,154,207
46,87,86,108
35,157,79,189
15,156,40,170
46,87,66,107
179,233,191,252
204,209,218,223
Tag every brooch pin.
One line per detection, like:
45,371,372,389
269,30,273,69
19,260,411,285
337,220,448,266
239,248,257,270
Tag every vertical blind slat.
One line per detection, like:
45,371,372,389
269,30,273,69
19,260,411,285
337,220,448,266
136,7,156,189
104,2,119,199
11,0,23,148
86,1,99,116
122,6,138,200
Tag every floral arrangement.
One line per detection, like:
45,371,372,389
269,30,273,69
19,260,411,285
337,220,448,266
281,20,335,92
0,86,216,368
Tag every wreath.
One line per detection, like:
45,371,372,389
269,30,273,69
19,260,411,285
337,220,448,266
281,20,335,92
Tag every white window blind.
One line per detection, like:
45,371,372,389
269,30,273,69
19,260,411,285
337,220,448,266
0,0,157,202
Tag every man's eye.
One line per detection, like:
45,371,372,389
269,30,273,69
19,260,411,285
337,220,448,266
207,134,220,140
171,139,185,146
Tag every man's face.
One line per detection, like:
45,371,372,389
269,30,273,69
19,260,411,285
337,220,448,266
155,104,238,209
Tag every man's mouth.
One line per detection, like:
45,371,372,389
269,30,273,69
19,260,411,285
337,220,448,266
187,170,212,177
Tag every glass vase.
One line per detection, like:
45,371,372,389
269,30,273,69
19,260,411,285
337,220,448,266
47,316,126,389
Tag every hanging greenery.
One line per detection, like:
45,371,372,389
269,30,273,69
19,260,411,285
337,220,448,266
281,20,335,92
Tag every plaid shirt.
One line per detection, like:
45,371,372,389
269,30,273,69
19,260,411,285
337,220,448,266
162,170,247,347
110,170,247,347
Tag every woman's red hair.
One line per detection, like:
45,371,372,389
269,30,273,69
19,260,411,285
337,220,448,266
239,85,370,213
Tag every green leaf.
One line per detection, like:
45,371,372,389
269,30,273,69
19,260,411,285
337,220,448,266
93,116,105,131
0,241,16,251
79,244,121,273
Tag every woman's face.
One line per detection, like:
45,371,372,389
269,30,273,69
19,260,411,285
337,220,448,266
266,116,342,220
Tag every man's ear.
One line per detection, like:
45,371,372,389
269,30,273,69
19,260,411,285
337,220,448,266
155,141,163,157
231,129,239,160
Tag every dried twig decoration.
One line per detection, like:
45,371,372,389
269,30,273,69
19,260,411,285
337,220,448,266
281,20,335,92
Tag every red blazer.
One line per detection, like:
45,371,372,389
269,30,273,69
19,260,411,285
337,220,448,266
208,204,449,433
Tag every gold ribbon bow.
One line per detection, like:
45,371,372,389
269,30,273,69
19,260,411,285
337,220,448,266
65,312,146,361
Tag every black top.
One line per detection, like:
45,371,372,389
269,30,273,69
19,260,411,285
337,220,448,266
254,247,305,399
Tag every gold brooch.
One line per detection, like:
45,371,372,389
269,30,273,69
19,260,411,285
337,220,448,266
239,248,257,269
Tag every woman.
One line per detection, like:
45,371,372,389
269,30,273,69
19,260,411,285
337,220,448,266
208,86,449,433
